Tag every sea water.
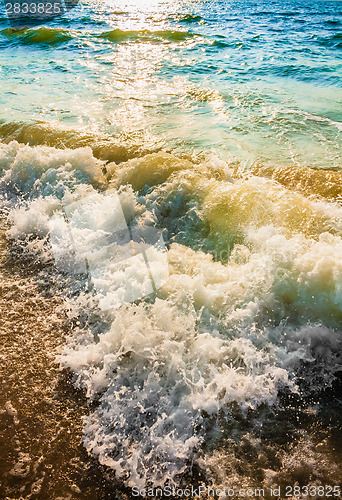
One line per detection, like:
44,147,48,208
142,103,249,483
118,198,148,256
0,0,342,496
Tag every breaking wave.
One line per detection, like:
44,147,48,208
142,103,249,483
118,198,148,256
1,138,342,487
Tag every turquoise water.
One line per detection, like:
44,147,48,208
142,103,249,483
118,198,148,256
1,0,342,496
1,0,341,167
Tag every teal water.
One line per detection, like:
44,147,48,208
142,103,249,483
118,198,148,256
0,0,341,167
1,1,342,496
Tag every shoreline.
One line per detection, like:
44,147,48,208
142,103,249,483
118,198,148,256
0,216,129,499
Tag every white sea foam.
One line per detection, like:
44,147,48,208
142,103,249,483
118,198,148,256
1,140,341,487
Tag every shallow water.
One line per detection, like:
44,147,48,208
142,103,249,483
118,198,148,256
1,0,341,167
0,0,342,498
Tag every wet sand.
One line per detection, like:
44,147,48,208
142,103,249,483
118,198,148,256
0,217,127,499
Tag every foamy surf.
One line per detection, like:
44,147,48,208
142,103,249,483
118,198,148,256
1,138,342,490
1,0,342,494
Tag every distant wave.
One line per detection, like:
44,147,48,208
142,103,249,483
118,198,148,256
99,28,198,43
1,26,74,45
0,26,201,48
168,13,204,24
